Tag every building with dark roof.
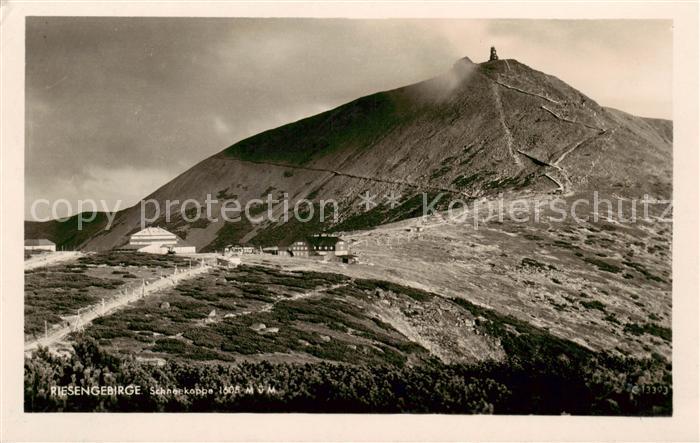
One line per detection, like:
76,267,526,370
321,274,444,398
288,235,348,257
307,235,348,256
289,239,313,257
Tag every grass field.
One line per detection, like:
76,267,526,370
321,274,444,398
82,265,432,366
24,252,193,339
29,262,672,414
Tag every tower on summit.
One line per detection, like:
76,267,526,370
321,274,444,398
489,46,499,61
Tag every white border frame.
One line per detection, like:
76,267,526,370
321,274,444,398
1,2,698,441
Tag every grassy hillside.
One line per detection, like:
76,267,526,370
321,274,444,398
224,92,411,165
26,265,672,414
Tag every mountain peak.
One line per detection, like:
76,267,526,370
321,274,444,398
56,54,672,251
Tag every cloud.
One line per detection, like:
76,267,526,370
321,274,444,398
213,115,232,137
26,165,173,220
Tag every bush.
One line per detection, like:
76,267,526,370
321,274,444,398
24,336,672,415
582,257,622,274
624,323,671,342
581,300,606,312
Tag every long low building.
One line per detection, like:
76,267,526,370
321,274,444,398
117,227,196,254
129,227,178,246
25,239,56,252
289,235,348,257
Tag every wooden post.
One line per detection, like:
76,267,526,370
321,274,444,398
44,320,48,340
102,298,106,314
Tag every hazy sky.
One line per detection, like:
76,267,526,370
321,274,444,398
26,18,672,220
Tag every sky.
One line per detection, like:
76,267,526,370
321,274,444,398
25,18,672,220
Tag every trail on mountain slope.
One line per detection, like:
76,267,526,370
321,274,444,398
229,157,475,198
514,148,570,195
227,72,612,203
222,283,349,319
493,80,561,105
548,127,614,195
553,127,614,166
489,82,524,169
543,172,568,194
540,105,603,131
488,75,610,196
515,127,609,197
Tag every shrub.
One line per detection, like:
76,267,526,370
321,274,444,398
581,300,606,312
624,323,671,342
583,257,622,273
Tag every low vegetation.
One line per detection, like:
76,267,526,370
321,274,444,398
25,252,190,338
24,268,125,337
582,257,622,274
25,332,671,414
81,265,425,366
223,92,407,165
624,322,672,342
25,265,673,414
77,251,189,268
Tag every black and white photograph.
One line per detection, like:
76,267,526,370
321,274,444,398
1,2,699,442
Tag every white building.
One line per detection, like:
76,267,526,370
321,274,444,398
129,227,178,246
163,238,196,254
24,239,56,252
122,227,196,254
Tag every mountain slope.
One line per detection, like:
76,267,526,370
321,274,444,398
31,56,671,251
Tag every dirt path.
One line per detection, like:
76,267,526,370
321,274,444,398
540,105,603,132
25,252,82,271
224,282,350,319
494,79,561,105
25,264,213,353
553,127,613,166
230,156,474,198
489,82,524,169
543,172,568,194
